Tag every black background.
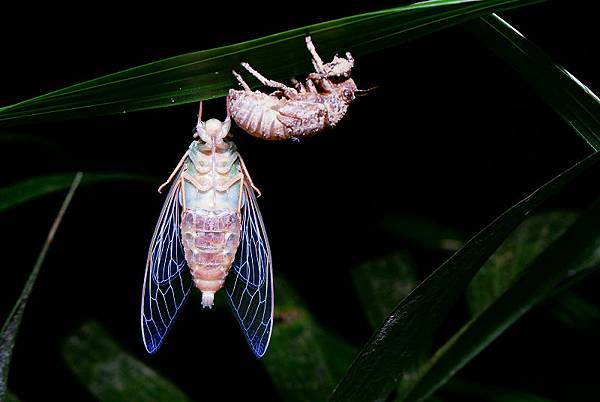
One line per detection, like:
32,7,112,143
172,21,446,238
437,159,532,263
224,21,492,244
1,1,599,401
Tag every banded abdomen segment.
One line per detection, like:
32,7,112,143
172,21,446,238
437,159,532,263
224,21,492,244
181,210,241,307
228,90,332,140
228,90,287,140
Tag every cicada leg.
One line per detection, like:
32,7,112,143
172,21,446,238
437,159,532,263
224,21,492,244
240,62,298,99
290,78,306,94
158,151,189,193
305,35,325,74
181,171,210,192
237,174,245,213
232,69,251,91
238,155,262,197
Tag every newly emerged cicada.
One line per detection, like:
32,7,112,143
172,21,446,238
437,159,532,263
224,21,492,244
141,102,273,357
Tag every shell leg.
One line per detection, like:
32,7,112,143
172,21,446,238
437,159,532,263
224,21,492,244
240,62,298,99
305,35,325,74
232,69,251,91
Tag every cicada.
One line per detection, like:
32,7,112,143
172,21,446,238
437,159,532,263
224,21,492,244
141,102,273,357
227,36,366,141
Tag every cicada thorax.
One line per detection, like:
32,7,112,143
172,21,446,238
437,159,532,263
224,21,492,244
180,140,243,308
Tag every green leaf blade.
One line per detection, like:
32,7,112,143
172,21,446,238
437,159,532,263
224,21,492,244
351,253,427,399
0,0,545,127
403,197,600,401
352,253,419,331
263,276,356,402
0,172,153,213
466,14,600,151
330,151,600,402
62,321,191,402
467,211,578,315
0,173,82,401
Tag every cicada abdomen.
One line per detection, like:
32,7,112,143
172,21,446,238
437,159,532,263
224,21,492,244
141,103,273,357
181,210,241,307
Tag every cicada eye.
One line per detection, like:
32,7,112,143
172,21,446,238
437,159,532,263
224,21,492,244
343,89,354,101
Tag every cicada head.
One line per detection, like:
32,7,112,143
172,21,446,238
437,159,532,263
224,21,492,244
196,117,231,146
335,78,358,104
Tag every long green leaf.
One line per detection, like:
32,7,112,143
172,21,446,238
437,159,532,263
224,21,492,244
0,173,82,401
352,253,420,331
548,291,600,331
264,276,356,402
466,14,600,151
351,253,426,399
0,172,153,213
467,211,578,315
62,321,191,402
403,196,600,401
4,390,20,402
330,151,600,402
0,0,545,126
0,132,59,149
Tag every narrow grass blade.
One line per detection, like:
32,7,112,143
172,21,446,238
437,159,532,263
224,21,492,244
264,276,357,402
351,253,426,399
0,132,58,150
466,14,600,151
0,173,82,401
0,172,153,213
548,291,600,331
4,390,20,402
403,197,600,401
62,321,191,402
330,151,600,402
0,0,545,126
467,211,578,315
352,253,419,330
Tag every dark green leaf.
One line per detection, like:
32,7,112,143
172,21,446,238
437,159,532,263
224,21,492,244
4,389,20,402
403,196,600,401
330,151,600,402
548,291,600,331
352,253,419,330
381,215,465,252
467,211,578,315
351,253,426,399
62,321,191,402
0,172,154,213
0,132,59,150
0,173,81,401
263,276,356,402
466,14,600,151
0,0,545,127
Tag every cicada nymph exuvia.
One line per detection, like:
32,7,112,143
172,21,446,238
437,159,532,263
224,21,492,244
141,102,273,357
227,35,369,141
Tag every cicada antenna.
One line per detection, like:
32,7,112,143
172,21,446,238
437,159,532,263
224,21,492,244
355,86,378,97
197,101,203,125
193,101,204,138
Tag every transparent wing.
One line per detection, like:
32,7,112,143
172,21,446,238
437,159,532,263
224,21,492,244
225,179,274,358
141,170,192,354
